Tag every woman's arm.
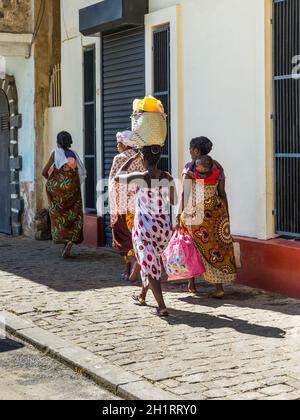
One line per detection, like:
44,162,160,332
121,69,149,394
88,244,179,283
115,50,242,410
218,179,229,214
114,172,145,185
42,152,55,179
114,152,144,184
214,160,224,174
176,173,193,227
163,172,178,206
119,152,142,174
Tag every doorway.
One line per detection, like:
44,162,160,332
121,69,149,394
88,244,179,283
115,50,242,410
0,88,11,234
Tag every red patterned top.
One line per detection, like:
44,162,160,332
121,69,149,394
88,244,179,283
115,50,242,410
194,168,221,184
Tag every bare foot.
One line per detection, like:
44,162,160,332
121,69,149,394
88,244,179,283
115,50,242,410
62,241,73,259
188,279,197,294
207,290,225,299
151,308,169,317
180,284,198,294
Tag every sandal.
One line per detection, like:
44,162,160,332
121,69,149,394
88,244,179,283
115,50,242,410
132,294,147,306
62,241,73,259
180,284,198,294
151,308,169,318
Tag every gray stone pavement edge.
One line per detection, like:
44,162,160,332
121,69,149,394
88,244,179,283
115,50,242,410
1,310,176,400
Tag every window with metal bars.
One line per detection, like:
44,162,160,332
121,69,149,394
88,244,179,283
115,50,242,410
83,46,97,212
153,26,171,172
273,0,300,237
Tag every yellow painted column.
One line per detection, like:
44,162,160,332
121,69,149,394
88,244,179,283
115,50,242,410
264,0,275,239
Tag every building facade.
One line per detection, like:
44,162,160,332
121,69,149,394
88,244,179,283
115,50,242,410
2,0,299,297
0,0,61,236
0,0,34,236
48,0,273,238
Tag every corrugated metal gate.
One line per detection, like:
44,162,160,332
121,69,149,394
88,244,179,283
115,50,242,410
273,0,300,237
102,27,145,245
0,89,11,234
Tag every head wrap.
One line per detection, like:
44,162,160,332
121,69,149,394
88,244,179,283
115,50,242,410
116,131,136,148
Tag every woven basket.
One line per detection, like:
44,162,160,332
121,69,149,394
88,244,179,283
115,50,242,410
131,112,167,148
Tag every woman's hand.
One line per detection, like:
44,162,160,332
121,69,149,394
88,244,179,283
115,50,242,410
186,171,194,180
129,152,142,162
42,152,54,180
119,152,142,173
176,214,182,230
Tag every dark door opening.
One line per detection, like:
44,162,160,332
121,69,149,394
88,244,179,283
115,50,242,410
83,46,97,212
273,0,300,238
0,89,11,234
102,27,145,246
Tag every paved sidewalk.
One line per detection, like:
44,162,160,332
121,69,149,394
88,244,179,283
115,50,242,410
0,334,120,400
0,234,300,400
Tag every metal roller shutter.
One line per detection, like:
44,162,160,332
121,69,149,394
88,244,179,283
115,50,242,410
102,27,145,245
273,0,300,237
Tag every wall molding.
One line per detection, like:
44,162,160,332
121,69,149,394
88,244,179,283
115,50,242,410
0,33,32,57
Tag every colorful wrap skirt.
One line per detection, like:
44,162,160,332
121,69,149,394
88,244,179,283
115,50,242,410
181,181,237,285
46,168,83,245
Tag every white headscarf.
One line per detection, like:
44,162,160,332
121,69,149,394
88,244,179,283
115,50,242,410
116,131,137,148
53,148,87,185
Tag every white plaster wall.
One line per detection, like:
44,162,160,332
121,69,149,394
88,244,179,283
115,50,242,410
148,0,268,239
59,0,103,161
48,0,102,212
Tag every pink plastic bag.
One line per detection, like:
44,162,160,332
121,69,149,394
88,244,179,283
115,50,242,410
162,230,205,281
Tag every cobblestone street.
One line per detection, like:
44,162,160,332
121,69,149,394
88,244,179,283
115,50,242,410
1,234,300,400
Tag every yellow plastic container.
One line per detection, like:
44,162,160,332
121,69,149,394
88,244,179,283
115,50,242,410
133,96,164,113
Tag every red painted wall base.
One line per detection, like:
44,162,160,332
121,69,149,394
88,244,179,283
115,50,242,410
236,236,300,299
82,214,105,248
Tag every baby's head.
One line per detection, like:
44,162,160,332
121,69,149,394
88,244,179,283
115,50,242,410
195,155,214,176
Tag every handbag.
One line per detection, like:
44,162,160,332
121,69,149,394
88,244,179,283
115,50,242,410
162,230,205,281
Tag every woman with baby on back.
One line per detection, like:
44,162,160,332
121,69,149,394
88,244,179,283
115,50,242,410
177,136,237,298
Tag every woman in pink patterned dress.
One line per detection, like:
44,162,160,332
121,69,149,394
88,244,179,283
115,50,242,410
115,146,177,317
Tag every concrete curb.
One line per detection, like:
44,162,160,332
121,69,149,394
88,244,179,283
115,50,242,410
1,310,177,400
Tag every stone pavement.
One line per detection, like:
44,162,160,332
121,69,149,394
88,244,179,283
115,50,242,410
0,334,120,400
0,234,300,400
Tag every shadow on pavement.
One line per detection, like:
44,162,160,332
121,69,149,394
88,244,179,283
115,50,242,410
0,338,24,354
0,235,299,319
164,308,286,339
